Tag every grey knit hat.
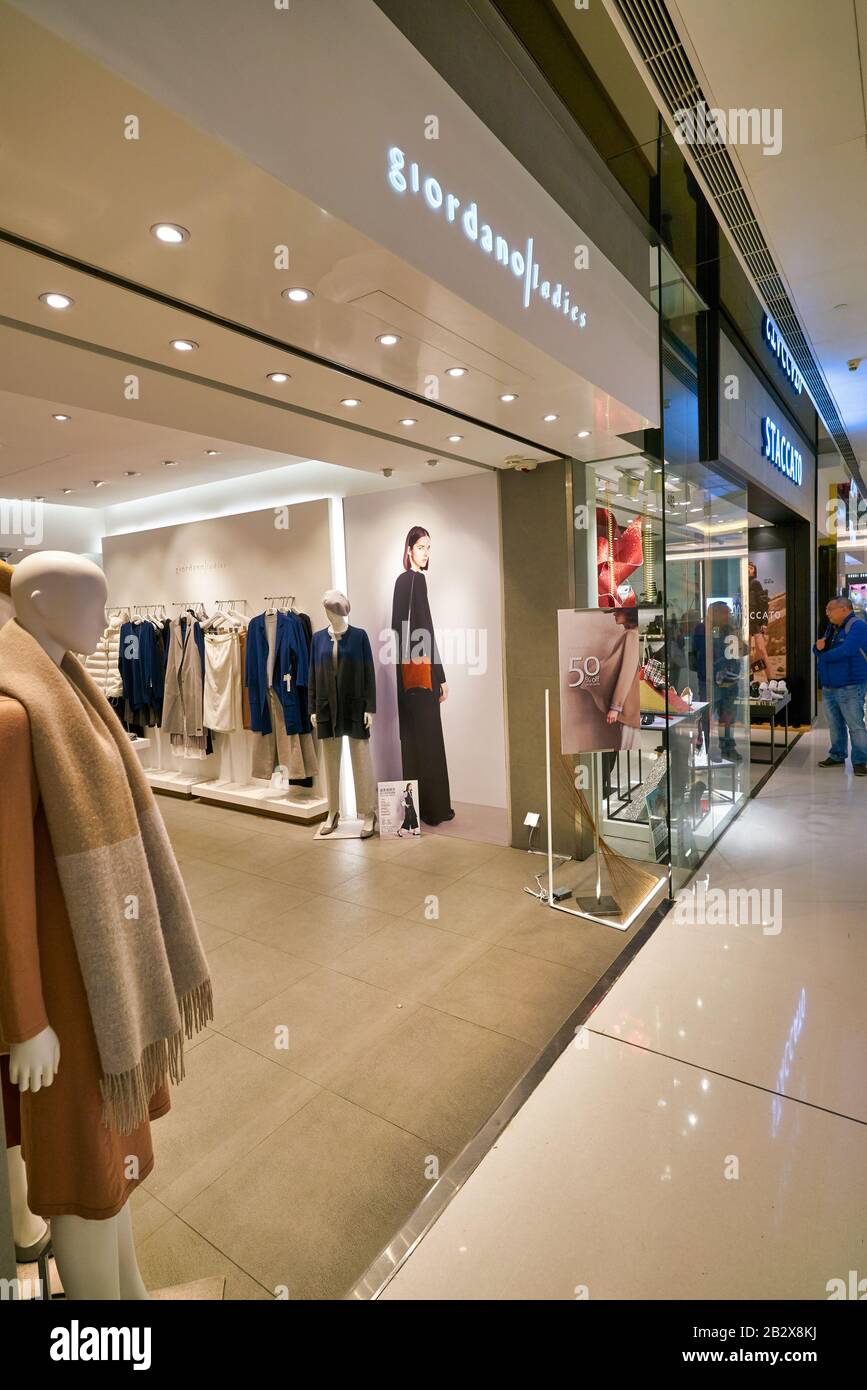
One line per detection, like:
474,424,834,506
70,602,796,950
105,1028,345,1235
322,589,351,616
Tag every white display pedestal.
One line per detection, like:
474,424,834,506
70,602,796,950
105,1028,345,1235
194,779,328,825
144,769,212,797
129,734,208,796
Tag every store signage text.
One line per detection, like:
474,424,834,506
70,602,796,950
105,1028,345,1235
761,416,803,486
763,315,803,395
387,146,588,329
567,654,601,688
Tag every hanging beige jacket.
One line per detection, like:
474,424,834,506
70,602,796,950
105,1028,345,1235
161,618,204,737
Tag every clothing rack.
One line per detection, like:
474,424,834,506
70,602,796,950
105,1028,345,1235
262,594,295,609
214,598,247,610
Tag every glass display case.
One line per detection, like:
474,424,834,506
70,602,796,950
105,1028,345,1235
574,450,749,887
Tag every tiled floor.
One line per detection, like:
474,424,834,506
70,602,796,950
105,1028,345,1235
379,722,867,1300
133,795,660,1300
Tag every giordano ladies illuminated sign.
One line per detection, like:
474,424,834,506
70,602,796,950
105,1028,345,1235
387,146,588,328
761,416,803,486
763,314,803,395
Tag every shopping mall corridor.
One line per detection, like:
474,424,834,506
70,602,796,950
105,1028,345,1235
380,723,867,1300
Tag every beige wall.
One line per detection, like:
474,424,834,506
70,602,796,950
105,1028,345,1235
102,499,333,620
500,459,583,852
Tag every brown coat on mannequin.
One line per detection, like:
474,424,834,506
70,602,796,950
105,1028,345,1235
0,696,169,1219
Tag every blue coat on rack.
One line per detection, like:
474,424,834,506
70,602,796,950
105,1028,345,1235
245,611,311,735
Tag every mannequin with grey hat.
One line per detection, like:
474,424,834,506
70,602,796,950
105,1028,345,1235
308,591,378,837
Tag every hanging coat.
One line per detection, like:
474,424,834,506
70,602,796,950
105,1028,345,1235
161,617,205,737
245,611,311,735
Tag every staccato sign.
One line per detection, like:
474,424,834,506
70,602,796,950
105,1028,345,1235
761,416,803,486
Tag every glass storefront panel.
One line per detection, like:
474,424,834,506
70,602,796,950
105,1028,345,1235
664,461,749,877
658,252,750,884
573,446,673,874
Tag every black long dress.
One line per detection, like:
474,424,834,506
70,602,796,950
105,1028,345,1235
401,789,419,831
391,568,454,825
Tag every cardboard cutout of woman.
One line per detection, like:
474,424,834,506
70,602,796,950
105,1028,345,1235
391,526,454,825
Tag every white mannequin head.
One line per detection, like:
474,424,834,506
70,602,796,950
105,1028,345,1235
11,551,107,666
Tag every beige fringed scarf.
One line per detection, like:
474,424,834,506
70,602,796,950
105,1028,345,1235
0,619,212,1133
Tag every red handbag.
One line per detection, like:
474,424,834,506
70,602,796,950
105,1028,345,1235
401,573,433,691
402,658,433,691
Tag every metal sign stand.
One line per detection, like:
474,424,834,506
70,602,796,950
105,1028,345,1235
576,754,620,916
543,689,663,931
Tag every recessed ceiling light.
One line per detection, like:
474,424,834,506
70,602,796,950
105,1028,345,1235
448,434,463,443
61,488,73,495
377,333,400,346
205,449,220,456
34,496,44,502
340,397,361,408
91,480,107,488
399,418,417,427
170,338,197,352
16,548,24,553
499,393,517,403
690,507,702,513
125,470,142,477
52,413,71,422
162,459,180,467
150,222,190,244
577,430,591,439
39,291,73,310
282,287,313,303
266,372,290,384
446,366,468,378
543,413,558,422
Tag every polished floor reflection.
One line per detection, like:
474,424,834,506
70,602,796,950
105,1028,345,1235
380,723,867,1300
130,794,658,1299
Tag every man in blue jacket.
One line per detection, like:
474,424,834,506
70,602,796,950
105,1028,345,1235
814,597,867,775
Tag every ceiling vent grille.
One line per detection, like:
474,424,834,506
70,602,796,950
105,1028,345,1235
611,0,859,475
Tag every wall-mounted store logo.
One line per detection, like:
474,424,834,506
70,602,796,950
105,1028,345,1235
761,416,803,486
387,147,587,329
763,315,803,395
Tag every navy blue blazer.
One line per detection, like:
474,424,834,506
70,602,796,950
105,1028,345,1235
308,625,376,739
246,611,311,735
119,619,172,715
